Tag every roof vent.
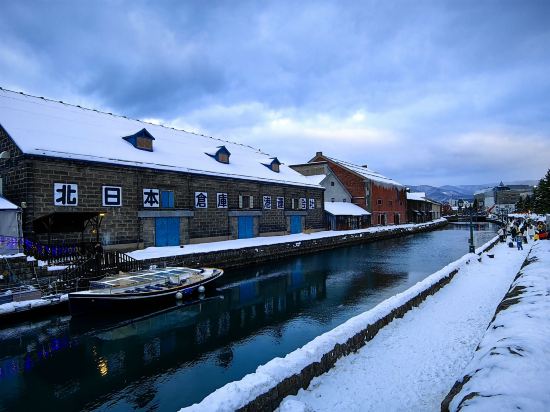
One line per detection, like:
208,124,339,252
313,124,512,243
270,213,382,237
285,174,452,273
206,145,231,164
122,128,155,152
263,157,281,173
316,151,323,157
362,164,368,168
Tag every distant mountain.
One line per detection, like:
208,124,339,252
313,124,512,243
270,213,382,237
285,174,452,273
408,185,475,203
408,180,538,203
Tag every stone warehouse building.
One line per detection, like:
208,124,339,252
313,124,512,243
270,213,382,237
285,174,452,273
0,88,324,249
291,152,407,226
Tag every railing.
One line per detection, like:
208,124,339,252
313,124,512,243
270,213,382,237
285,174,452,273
58,251,144,291
18,237,95,264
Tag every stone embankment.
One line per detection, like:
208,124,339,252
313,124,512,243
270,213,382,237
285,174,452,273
140,219,448,270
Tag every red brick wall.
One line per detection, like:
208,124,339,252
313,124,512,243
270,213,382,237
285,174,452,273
311,155,367,208
312,154,407,225
371,184,407,225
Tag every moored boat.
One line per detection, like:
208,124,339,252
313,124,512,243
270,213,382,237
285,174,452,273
68,266,223,316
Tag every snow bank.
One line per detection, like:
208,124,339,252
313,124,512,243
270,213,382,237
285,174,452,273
0,294,68,315
180,232,496,412
130,219,446,260
445,240,550,411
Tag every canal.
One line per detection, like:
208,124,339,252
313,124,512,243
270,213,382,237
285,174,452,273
0,223,498,411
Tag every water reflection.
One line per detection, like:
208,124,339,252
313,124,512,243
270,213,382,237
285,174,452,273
0,223,498,412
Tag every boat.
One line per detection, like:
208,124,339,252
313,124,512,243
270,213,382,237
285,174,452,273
68,266,223,316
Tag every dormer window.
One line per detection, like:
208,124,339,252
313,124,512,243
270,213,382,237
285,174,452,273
263,157,281,173
206,146,231,164
122,128,155,152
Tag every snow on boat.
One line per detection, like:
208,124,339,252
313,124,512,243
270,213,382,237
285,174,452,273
68,266,223,316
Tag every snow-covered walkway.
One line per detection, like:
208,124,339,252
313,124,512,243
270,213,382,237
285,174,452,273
279,240,532,412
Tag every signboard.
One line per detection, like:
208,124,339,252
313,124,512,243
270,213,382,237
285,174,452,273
143,188,160,208
103,186,122,207
54,183,78,206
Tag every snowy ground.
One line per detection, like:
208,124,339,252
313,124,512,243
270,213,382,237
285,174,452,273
446,240,550,411
277,240,532,412
129,219,445,260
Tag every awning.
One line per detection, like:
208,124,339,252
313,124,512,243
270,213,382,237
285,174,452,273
324,202,371,216
33,212,103,234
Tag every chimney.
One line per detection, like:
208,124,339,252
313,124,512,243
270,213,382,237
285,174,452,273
315,151,323,157
362,164,368,168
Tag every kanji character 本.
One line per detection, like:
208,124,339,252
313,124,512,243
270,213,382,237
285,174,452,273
217,193,228,208
54,183,78,206
195,192,208,208
143,188,160,207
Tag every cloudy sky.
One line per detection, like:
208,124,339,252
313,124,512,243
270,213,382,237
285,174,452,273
1,1,549,186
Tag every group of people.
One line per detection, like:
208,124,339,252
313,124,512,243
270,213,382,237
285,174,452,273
497,218,548,251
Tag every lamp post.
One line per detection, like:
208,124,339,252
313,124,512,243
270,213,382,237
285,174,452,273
469,203,475,253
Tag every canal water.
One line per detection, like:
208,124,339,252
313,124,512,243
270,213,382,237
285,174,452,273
0,223,497,412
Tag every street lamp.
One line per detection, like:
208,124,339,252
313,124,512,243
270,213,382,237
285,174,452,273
469,205,475,253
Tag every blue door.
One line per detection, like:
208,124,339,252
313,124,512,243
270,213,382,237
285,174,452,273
238,216,254,239
290,215,302,234
155,217,180,246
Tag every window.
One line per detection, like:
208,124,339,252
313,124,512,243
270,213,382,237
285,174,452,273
122,128,155,152
389,200,393,206
330,181,335,186
218,153,229,163
206,145,231,164
377,199,383,205
263,157,281,173
161,191,174,208
331,198,335,202
343,199,347,202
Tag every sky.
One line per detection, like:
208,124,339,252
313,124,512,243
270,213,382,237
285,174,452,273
1,1,549,186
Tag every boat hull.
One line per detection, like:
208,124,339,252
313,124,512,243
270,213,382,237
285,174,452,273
69,269,222,316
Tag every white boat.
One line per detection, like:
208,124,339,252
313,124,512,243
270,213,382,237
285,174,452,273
68,266,223,316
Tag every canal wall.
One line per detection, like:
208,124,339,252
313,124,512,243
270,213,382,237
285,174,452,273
139,218,448,270
181,235,500,412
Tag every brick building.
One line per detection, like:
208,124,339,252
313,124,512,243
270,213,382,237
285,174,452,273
0,88,324,250
291,152,407,226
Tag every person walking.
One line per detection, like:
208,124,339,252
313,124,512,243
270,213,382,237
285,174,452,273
515,234,523,250
527,224,535,240
497,227,505,242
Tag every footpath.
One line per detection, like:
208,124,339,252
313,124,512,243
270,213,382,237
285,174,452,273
277,240,533,411
183,237,549,412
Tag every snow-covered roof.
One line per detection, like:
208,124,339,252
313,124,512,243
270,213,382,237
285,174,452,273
0,196,19,210
407,192,426,201
321,155,403,188
0,88,321,188
304,174,326,185
324,202,371,216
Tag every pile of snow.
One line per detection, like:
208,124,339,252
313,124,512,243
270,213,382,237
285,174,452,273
446,240,550,411
129,219,446,260
179,235,497,412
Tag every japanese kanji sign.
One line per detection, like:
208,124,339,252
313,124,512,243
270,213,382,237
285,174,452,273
276,197,284,209
263,195,272,210
217,193,228,208
103,186,122,207
300,198,307,209
195,192,208,208
309,198,315,209
54,183,78,206
143,188,160,208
